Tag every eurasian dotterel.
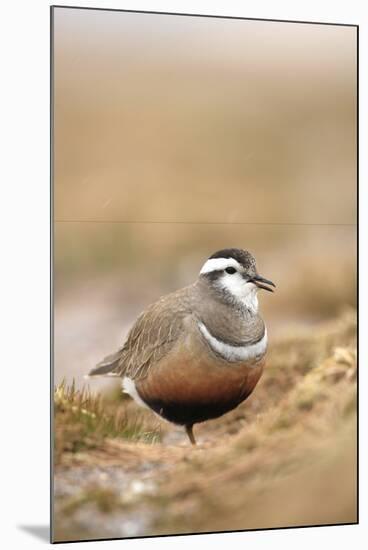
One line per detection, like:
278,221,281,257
88,248,275,444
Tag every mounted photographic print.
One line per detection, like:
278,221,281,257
51,6,358,543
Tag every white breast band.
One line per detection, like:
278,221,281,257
198,321,267,363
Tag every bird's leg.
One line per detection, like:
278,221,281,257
185,424,196,445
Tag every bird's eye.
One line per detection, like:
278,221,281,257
225,267,236,274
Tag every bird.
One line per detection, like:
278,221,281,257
87,248,275,445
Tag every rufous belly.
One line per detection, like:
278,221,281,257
135,329,264,426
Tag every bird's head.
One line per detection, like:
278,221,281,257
199,248,275,312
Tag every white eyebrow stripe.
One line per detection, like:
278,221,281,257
198,321,267,363
200,257,242,275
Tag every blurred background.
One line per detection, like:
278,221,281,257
53,9,357,389
52,9,357,541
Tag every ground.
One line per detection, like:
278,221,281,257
53,309,357,542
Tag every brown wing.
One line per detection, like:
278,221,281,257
89,285,193,380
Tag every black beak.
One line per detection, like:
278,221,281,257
250,274,276,292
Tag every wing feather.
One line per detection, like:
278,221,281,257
89,286,193,380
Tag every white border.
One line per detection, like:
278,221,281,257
1,1,365,548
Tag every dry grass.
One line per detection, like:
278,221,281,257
54,381,160,465
53,310,357,541
148,311,357,534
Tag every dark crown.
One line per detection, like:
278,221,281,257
209,248,257,271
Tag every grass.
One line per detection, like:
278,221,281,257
53,309,357,540
54,380,160,465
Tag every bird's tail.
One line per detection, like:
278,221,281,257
86,350,122,378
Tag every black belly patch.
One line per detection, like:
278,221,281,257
143,395,251,426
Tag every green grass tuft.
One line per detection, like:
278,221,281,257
54,381,160,464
